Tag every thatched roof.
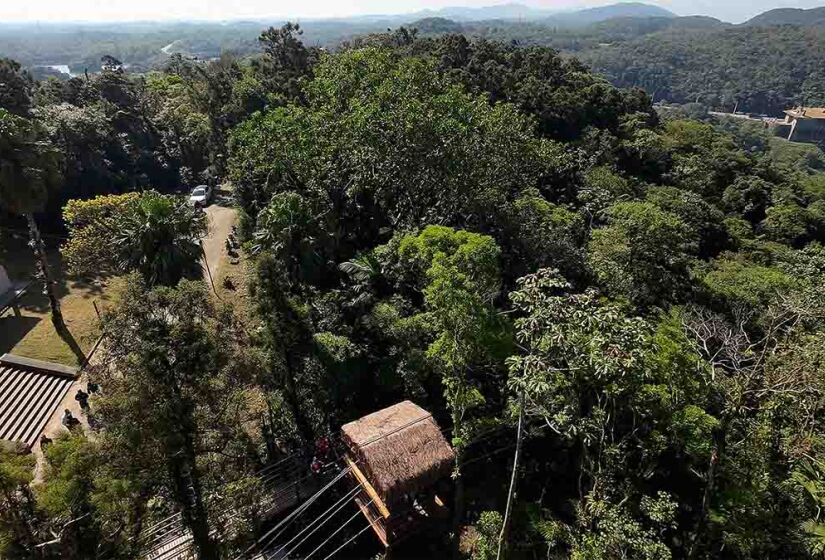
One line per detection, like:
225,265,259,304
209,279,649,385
341,401,455,506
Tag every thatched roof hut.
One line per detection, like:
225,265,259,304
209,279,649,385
341,401,455,508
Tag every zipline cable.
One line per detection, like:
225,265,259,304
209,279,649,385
260,462,304,489
463,422,551,468
246,411,508,559
257,452,301,478
239,466,352,558
140,406,544,560
258,468,349,552
319,522,374,560
240,415,436,559
273,485,364,559
262,458,338,503
303,499,375,560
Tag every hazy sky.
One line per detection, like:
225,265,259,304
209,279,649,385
1,0,823,24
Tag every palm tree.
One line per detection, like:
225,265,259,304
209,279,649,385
338,252,383,307
0,109,65,329
113,192,207,287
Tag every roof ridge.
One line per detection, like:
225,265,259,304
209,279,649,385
0,353,79,379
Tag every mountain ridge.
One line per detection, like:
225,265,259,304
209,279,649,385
744,6,825,26
542,2,675,26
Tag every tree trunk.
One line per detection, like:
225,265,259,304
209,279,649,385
169,443,218,560
451,404,466,560
282,352,317,445
497,392,526,560
166,378,218,560
127,490,151,558
452,449,465,560
25,213,64,330
688,419,728,560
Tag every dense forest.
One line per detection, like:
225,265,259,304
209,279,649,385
3,4,825,116
581,24,825,115
418,13,825,115
3,19,825,560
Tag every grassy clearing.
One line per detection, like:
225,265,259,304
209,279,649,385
0,230,123,367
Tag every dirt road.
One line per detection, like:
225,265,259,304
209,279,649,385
202,204,238,284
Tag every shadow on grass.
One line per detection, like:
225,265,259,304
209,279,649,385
56,322,87,365
68,276,117,300
13,282,70,316
0,315,40,354
3,237,71,314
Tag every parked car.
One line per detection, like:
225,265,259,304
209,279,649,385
188,185,212,207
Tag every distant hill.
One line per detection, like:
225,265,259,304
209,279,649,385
592,15,726,36
670,16,729,30
415,3,551,21
581,25,825,116
410,2,674,24
744,6,825,27
409,17,464,34
545,3,676,28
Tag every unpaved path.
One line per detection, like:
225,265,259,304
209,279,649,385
202,204,238,284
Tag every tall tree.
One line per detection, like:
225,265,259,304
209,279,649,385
587,201,695,309
93,278,260,560
0,58,33,117
253,253,324,444
507,269,717,557
229,47,561,257
255,22,318,104
0,108,64,328
396,226,512,555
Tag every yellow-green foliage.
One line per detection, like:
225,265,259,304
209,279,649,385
470,511,503,560
62,192,139,277
398,225,511,369
398,225,502,300
313,332,359,364
703,258,797,311
36,432,98,517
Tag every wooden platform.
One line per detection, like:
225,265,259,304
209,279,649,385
0,353,78,448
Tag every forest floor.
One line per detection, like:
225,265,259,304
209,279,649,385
0,229,122,367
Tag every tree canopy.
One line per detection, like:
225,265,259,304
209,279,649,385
3,21,825,560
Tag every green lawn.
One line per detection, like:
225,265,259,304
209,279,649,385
0,230,123,367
